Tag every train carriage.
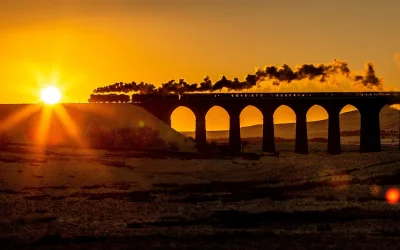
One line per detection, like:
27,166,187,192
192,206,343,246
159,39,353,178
88,94,131,103
90,91,400,104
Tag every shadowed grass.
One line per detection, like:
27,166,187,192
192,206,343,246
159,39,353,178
126,208,400,230
162,179,350,203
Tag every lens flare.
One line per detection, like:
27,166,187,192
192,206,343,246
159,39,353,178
385,187,400,205
371,185,381,196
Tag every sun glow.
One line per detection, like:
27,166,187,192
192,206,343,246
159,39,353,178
41,86,61,104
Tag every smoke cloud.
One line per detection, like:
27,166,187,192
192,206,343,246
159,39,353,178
353,63,383,90
92,60,384,94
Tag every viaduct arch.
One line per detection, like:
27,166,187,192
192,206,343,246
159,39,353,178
134,92,400,154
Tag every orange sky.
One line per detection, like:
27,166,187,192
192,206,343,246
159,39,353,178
1,0,400,131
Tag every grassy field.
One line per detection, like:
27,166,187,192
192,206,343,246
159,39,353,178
0,144,400,249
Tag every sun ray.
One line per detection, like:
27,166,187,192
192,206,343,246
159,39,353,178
53,105,87,148
35,106,53,146
0,105,41,132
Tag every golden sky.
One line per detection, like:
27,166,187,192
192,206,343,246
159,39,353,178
1,0,400,131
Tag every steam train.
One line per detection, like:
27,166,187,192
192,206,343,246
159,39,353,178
88,94,131,103
88,92,400,103
88,93,226,103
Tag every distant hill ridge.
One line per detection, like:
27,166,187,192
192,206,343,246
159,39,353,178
0,104,196,151
180,106,399,139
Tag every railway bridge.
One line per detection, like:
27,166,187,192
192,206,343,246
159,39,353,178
132,92,400,154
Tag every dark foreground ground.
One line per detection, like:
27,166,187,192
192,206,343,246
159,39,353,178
1,142,400,249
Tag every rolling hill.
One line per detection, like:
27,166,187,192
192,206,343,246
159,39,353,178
180,106,399,139
0,104,196,151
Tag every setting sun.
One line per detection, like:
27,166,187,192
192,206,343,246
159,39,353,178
41,86,61,104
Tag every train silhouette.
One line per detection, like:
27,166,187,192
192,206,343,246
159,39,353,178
88,92,400,103
88,94,180,103
88,94,131,103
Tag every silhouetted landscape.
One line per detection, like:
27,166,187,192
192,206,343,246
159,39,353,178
0,102,399,249
2,1,400,249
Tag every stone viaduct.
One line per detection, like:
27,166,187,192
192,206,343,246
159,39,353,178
133,92,400,154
